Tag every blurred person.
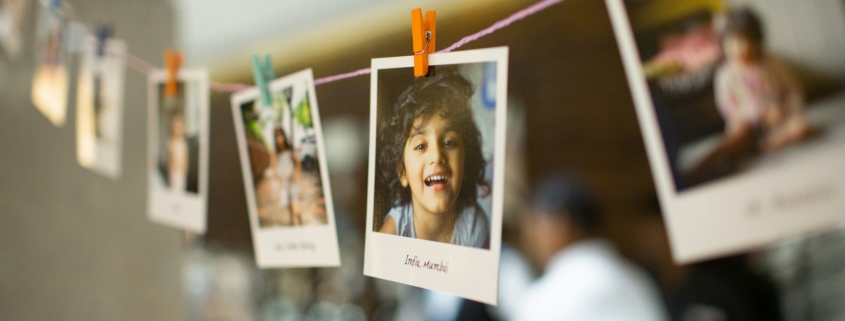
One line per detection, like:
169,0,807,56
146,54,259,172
714,8,811,152
167,113,188,192
635,195,783,321
514,175,667,321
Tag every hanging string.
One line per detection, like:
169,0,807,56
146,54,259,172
125,52,155,75
437,0,561,54
313,67,372,86
121,0,563,92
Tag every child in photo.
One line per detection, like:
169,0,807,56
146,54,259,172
272,126,302,225
168,113,188,192
714,8,811,152
378,68,491,249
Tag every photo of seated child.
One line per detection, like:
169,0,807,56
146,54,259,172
157,83,200,194
238,85,329,228
621,3,845,191
691,9,814,178
374,67,493,249
716,9,811,150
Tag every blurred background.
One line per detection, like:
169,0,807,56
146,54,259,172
1,0,844,320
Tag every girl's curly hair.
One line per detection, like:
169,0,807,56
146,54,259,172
378,67,489,214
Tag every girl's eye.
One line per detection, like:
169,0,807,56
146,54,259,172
443,139,459,148
413,143,426,150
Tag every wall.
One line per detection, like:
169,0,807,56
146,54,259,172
0,0,187,320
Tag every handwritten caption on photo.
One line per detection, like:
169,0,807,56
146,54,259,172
274,241,316,253
404,255,449,273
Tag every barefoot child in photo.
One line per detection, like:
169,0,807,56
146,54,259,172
378,68,490,249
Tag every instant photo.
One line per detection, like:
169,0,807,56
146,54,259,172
0,0,29,59
231,69,340,268
76,36,126,179
31,0,70,126
147,69,209,233
606,0,845,262
363,47,508,304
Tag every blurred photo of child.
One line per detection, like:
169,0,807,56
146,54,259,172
272,126,302,225
377,68,491,249
714,8,811,152
168,113,188,192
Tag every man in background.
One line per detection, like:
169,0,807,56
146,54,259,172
515,174,667,321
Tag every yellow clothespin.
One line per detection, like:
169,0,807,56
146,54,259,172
412,8,436,77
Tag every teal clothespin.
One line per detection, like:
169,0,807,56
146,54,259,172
251,54,275,107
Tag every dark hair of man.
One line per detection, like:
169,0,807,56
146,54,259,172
531,174,601,233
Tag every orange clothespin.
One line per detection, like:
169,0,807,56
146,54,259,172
164,48,183,97
412,8,436,77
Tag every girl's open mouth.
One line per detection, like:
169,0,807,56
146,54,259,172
424,174,450,190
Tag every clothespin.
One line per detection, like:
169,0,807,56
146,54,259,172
250,54,275,107
412,8,436,77
164,48,183,97
95,25,113,58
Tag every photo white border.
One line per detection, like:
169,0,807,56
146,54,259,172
146,69,210,233
76,36,127,180
363,47,508,305
606,0,845,263
230,68,341,268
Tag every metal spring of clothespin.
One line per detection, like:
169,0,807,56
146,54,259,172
250,54,275,108
414,31,432,55
411,8,436,77
164,48,183,98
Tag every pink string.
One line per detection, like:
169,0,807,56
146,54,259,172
437,0,562,53
313,68,372,86
210,82,252,93
122,0,562,91
125,53,156,75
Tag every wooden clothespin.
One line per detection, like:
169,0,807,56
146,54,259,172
250,54,275,107
94,25,113,58
412,8,436,77
164,48,183,97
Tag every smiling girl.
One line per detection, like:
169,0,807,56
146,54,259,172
377,68,490,249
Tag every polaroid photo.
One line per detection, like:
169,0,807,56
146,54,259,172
606,0,845,263
147,69,209,233
363,47,508,304
30,0,70,126
231,69,340,268
0,0,30,59
76,35,126,179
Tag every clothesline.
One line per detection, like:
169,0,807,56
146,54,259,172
120,0,563,93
